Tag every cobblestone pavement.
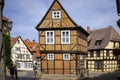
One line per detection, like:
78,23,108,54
89,70,120,80
6,71,37,80
6,70,120,80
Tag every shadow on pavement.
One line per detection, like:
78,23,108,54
89,70,120,80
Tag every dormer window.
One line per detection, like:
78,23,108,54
95,40,102,45
95,37,104,46
52,11,61,19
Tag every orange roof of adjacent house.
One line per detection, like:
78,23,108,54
24,39,40,57
11,36,19,47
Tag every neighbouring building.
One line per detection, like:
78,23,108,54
11,36,33,70
2,16,10,35
24,39,41,68
87,26,120,72
36,0,89,75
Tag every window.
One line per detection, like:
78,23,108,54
45,31,54,44
52,11,61,19
95,61,102,70
26,54,30,59
96,51,100,57
16,63,20,68
95,40,102,45
25,62,32,68
47,53,54,60
61,30,70,44
16,47,20,51
106,50,109,57
80,54,83,60
84,60,87,68
90,51,93,57
18,54,22,59
63,53,70,60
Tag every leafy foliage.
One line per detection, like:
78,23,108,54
4,35,12,68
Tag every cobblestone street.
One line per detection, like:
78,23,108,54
6,70,120,80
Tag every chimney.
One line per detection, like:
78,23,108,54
33,40,35,42
87,26,91,33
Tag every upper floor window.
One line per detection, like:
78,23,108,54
96,51,100,57
18,54,22,59
63,53,70,60
90,51,93,57
52,11,61,19
45,31,54,44
16,47,20,51
47,53,54,60
26,54,30,59
61,30,70,44
106,50,109,57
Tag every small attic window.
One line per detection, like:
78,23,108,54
95,37,104,46
52,11,61,19
95,40,102,46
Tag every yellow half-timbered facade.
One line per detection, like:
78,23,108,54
87,26,120,72
36,0,89,75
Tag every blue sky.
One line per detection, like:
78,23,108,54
3,0,120,41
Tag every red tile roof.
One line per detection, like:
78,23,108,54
24,40,40,57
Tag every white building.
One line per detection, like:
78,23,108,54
11,36,33,71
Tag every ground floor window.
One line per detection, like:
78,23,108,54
25,62,33,68
47,53,54,60
16,63,20,68
63,53,70,60
95,61,102,70
16,62,33,69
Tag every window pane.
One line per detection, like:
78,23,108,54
66,32,69,36
62,32,65,37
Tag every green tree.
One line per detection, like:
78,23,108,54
4,35,12,68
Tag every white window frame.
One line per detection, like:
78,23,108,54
80,54,83,60
52,11,61,19
47,53,54,60
45,31,54,44
63,53,70,60
84,60,87,68
61,30,70,44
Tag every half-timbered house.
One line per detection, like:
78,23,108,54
87,26,120,72
11,36,33,70
36,0,89,75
